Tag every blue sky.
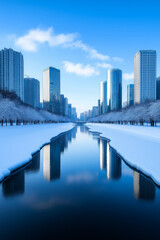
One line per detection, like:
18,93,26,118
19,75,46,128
0,0,160,115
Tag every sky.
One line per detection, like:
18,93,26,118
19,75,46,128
0,0,160,116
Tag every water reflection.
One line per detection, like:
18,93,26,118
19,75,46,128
43,128,77,181
133,171,155,201
43,142,61,181
0,126,157,205
2,170,25,197
25,152,40,173
100,139,121,180
100,139,107,170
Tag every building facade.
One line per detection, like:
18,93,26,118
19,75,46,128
24,78,40,108
64,97,68,116
127,84,134,106
43,67,60,113
156,77,160,100
100,81,107,114
107,69,122,111
60,94,65,115
0,48,24,100
134,50,156,104
68,104,72,118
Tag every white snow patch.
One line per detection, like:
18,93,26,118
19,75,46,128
0,123,74,182
87,123,160,185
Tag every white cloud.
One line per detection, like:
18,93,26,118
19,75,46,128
70,40,110,61
123,72,134,80
113,57,124,62
14,27,111,61
97,63,113,69
90,49,109,61
15,27,76,51
63,61,99,77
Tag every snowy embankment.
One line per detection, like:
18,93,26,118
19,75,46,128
0,123,74,182
0,94,70,122
89,100,160,123
87,123,160,186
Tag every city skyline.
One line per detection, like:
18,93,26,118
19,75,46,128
1,0,160,115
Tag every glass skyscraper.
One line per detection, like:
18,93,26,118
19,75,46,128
100,81,107,114
107,69,122,111
127,84,134,106
24,78,40,108
0,48,24,101
43,67,60,113
156,77,160,100
134,50,156,104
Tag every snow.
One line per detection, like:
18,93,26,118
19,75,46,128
89,100,160,123
0,94,70,122
87,123,160,186
0,123,74,182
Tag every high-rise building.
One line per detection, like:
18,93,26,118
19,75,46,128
64,97,68,116
71,107,77,120
127,84,134,106
107,69,122,111
0,48,24,101
43,67,60,113
60,94,65,115
98,99,101,115
92,106,99,117
156,77,160,100
24,78,40,108
134,50,156,104
100,81,107,114
68,104,72,118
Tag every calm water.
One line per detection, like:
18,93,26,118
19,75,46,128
0,126,160,240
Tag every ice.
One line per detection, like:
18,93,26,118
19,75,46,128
0,123,74,182
87,123,160,186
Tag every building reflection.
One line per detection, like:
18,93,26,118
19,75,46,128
25,152,40,173
133,171,155,201
99,139,121,180
43,128,77,181
80,126,89,133
2,170,25,197
43,141,61,181
100,139,107,170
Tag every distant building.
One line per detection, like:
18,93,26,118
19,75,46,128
92,106,99,117
127,84,134,106
40,102,43,109
98,99,100,115
24,78,40,108
100,81,107,114
80,113,85,121
107,69,122,111
134,50,156,104
0,48,24,101
71,107,77,120
156,77,160,100
68,104,72,118
60,94,65,115
64,97,68,116
43,67,60,113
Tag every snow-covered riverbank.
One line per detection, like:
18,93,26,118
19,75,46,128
0,123,74,182
87,123,160,186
